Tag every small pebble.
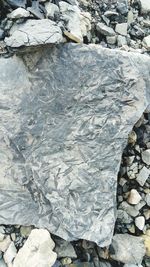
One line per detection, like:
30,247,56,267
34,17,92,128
135,216,145,231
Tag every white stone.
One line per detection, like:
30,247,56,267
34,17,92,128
128,189,142,205
0,236,11,253
142,149,150,165
3,241,17,266
136,166,150,186
13,229,57,267
143,35,150,51
96,22,116,36
135,216,145,231
8,8,30,19
139,0,150,14
106,35,117,44
45,3,59,18
115,23,128,36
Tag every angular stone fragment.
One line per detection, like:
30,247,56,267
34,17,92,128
127,189,142,205
5,19,63,48
96,23,116,36
139,0,150,14
142,149,150,165
110,234,146,264
13,229,57,267
136,166,150,186
8,7,30,19
0,44,149,247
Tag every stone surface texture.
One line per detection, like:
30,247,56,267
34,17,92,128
0,44,149,247
13,229,57,267
5,19,63,48
110,234,146,264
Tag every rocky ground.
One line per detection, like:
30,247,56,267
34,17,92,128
0,0,150,267
0,0,149,53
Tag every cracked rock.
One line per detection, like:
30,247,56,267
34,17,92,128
5,19,63,48
110,234,146,264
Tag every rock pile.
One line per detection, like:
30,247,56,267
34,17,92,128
0,0,150,53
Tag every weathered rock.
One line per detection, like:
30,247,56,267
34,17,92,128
0,236,11,253
135,216,145,231
143,35,150,51
59,1,91,42
13,229,57,267
110,234,146,264
139,0,150,14
115,23,128,36
8,7,30,19
54,239,77,258
106,36,117,45
3,241,17,266
0,44,149,246
127,189,142,205
142,229,150,257
145,193,150,206
142,149,150,165
136,166,150,186
117,35,127,47
5,19,63,48
20,226,32,237
96,23,116,36
45,2,59,18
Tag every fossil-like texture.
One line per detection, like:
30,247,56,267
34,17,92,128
0,44,149,246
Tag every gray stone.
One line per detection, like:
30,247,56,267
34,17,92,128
139,0,150,14
59,1,91,41
115,23,128,36
106,36,117,45
136,166,150,186
96,23,116,36
142,149,150,165
13,229,57,267
8,7,30,19
110,234,146,264
54,239,77,258
0,30,4,41
143,35,150,51
0,259,7,267
119,201,139,217
117,0,128,15
145,193,150,206
117,35,127,47
0,44,149,246
5,19,63,48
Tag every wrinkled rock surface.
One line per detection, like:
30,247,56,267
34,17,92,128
0,44,149,246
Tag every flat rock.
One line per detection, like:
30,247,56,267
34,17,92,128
13,229,57,267
142,149,150,165
0,44,149,246
136,166,150,186
110,234,146,264
3,241,17,266
115,23,128,36
96,22,116,36
5,19,63,48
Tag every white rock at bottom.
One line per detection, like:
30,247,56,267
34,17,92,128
13,229,57,267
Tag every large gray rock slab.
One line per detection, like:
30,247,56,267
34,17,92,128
5,19,63,48
0,44,149,247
